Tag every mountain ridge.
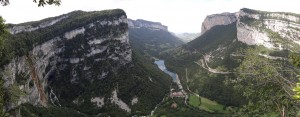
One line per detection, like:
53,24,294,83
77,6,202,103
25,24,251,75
159,8,300,116
199,8,300,50
128,19,183,57
128,19,168,31
1,9,172,116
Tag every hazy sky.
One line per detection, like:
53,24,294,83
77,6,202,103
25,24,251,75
0,0,299,33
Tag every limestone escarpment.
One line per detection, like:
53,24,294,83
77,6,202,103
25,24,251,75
128,19,183,57
128,19,168,31
8,15,69,34
236,8,300,50
201,12,237,34
2,9,131,109
200,8,300,51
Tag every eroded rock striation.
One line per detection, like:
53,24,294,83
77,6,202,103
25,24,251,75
200,8,300,50
2,9,131,110
201,12,237,34
128,19,168,31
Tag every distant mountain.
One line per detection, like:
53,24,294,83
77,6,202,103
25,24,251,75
1,9,172,116
174,32,201,43
160,8,300,116
128,19,184,57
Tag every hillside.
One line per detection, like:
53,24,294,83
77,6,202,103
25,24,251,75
0,9,172,116
160,8,300,116
174,32,201,43
128,19,184,57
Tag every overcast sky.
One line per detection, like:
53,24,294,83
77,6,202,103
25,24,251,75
0,0,299,33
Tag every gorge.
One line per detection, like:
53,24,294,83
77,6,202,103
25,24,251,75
0,7,300,117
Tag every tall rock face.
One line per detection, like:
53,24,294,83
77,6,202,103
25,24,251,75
128,19,168,31
1,9,171,116
128,19,183,56
3,10,131,108
236,8,300,50
161,9,300,116
200,8,300,51
201,13,237,34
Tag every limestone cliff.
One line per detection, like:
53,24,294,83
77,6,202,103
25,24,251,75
201,12,236,34
236,8,300,50
128,19,168,31
128,19,183,56
2,9,130,110
200,8,300,51
1,9,171,116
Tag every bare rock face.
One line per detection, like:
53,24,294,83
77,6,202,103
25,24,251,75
1,9,131,110
236,8,300,50
128,19,168,31
8,15,69,34
200,8,300,50
201,13,237,34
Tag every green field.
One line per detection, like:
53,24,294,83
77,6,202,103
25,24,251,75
188,94,227,113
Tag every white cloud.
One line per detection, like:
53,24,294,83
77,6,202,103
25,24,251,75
0,0,299,33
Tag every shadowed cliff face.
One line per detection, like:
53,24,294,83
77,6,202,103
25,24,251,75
128,19,183,56
1,9,171,116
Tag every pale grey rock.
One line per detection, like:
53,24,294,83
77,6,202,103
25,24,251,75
9,15,69,34
110,89,131,112
267,13,300,22
49,87,61,106
131,97,138,105
64,27,85,40
86,46,108,57
91,97,105,107
201,12,237,34
236,22,275,48
128,19,168,31
199,9,300,49
236,9,300,49
1,12,132,111
263,19,300,44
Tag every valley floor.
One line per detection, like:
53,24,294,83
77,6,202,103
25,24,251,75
152,59,230,117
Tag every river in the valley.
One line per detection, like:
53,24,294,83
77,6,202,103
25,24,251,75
150,60,188,116
154,60,183,89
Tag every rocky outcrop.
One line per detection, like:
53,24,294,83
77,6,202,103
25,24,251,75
128,19,168,31
200,8,300,50
110,89,131,112
236,8,300,50
1,9,131,110
8,15,69,34
201,13,237,34
174,32,201,43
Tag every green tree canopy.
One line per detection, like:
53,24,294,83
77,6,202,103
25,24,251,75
0,0,60,6
0,16,6,117
234,48,298,116
0,16,7,38
290,53,300,100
